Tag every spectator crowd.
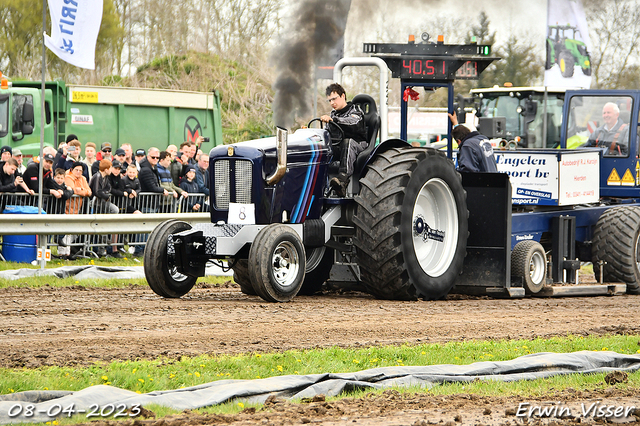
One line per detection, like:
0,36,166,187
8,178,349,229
0,135,211,259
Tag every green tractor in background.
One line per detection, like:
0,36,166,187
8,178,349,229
546,24,591,78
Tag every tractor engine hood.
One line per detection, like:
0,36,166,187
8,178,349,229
208,128,333,225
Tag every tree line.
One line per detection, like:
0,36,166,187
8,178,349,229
1,0,638,134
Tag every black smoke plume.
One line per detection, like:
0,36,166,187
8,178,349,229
271,0,351,128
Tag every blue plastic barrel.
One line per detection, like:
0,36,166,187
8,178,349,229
2,205,44,263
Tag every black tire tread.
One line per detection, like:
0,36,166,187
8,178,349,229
592,206,640,294
232,259,256,296
144,220,197,298
353,147,467,300
248,224,306,302
511,240,546,294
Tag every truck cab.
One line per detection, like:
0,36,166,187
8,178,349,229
561,90,640,199
471,86,566,149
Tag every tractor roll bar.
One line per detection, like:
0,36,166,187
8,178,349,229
333,57,389,141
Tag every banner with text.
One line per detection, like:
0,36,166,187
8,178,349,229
544,0,592,88
44,0,103,70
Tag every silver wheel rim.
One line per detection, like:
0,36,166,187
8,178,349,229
272,241,301,288
635,234,640,275
306,246,326,272
529,250,545,285
412,178,459,277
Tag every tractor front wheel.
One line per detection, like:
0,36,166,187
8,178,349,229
144,220,198,298
248,224,306,302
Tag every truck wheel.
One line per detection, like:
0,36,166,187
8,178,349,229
298,246,334,295
559,51,575,78
511,240,546,294
592,206,640,294
144,220,197,298
232,259,256,296
248,224,306,302
353,147,468,300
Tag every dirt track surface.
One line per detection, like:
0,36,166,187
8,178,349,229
3,282,640,369
2,282,640,425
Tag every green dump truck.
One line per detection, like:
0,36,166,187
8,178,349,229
0,78,223,156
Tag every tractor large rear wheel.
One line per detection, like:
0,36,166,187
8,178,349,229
144,220,198,298
592,206,640,294
559,51,575,78
353,147,468,300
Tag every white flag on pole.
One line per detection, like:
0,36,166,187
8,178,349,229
544,0,592,88
44,0,103,70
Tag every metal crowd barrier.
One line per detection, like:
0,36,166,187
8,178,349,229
0,192,210,259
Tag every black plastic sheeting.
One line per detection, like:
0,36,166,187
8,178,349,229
1,351,639,424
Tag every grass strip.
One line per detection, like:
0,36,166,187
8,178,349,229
2,335,639,397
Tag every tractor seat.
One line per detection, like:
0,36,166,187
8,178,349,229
352,94,380,177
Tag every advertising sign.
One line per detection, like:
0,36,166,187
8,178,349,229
496,150,600,206
495,152,559,205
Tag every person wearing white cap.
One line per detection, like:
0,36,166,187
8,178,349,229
12,148,25,174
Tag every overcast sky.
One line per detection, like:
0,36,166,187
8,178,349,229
344,0,550,54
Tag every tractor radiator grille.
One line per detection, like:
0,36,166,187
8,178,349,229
214,159,252,209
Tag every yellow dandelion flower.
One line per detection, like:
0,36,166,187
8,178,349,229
44,387,49,390
132,368,137,374
602,347,608,351
101,375,108,381
237,402,244,409
46,422,51,425
106,382,111,385
188,373,192,376
149,378,153,381
194,372,200,377
52,421,59,425
255,354,261,358
138,378,144,383
200,364,205,368
256,376,261,379
169,374,176,379
136,390,141,394
421,351,426,355
294,371,299,374
90,260,94,265
9,389,14,393
277,365,283,372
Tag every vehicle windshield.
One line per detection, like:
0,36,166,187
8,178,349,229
477,92,564,148
566,95,633,157
0,94,8,138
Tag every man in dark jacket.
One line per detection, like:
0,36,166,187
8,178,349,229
449,112,498,173
138,147,169,213
21,153,60,197
321,83,368,197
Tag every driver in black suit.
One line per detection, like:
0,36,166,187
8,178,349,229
321,83,367,197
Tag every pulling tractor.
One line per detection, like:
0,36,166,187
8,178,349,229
144,35,640,301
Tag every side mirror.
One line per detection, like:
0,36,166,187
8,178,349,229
21,102,34,135
22,102,34,122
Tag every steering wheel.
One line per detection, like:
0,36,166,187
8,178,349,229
307,118,344,145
